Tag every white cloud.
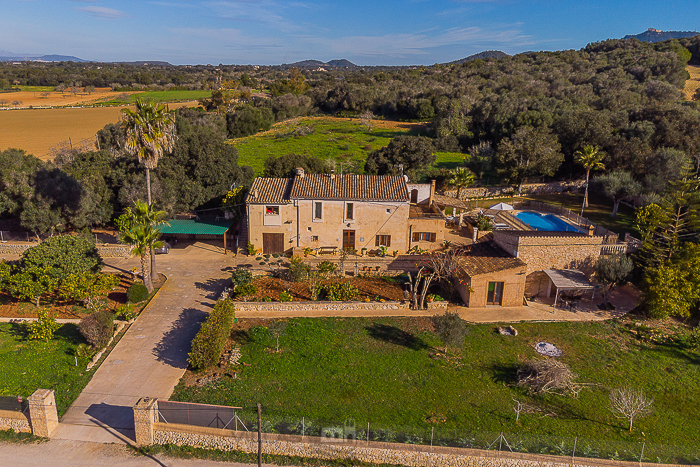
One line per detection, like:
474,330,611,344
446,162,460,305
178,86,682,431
74,6,131,19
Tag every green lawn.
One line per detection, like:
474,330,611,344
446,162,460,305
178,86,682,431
101,90,211,105
172,317,700,463
0,323,93,416
234,117,433,176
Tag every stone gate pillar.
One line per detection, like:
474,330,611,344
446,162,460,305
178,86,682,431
133,397,158,445
27,389,59,438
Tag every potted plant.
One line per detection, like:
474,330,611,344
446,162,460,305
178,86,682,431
392,250,399,257
303,247,313,257
361,247,368,257
378,245,388,257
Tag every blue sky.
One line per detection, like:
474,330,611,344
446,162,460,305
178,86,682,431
3,0,698,65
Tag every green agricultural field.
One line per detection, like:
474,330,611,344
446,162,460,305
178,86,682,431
0,323,92,415
101,90,211,105
234,117,433,176
172,317,700,462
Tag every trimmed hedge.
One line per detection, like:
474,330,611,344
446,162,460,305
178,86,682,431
188,299,235,370
127,283,149,303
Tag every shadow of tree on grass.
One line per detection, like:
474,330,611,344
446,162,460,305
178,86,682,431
365,323,429,351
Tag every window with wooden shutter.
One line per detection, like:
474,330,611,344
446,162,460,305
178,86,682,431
376,235,391,247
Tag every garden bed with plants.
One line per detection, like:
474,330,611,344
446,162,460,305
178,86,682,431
236,275,406,303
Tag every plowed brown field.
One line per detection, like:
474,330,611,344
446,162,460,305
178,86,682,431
684,65,700,100
0,101,196,159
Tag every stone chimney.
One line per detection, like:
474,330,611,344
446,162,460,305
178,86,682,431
429,180,436,206
295,167,305,178
330,169,335,180
588,225,595,237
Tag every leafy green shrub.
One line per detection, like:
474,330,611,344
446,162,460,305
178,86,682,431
427,294,444,302
235,283,257,299
431,311,469,352
279,291,293,302
127,283,149,303
317,261,337,277
27,309,60,341
188,299,235,370
21,235,103,280
231,269,253,287
247,242,256,256
115,303,138,321
476,213,493,231
322,282,359,301
79,310,114,348
289,256,310,282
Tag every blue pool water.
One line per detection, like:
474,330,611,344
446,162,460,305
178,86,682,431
516,211,581,232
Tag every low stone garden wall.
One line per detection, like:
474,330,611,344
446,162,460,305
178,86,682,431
444,180,586,200
0,242,130,258
234,300,448,313
0,410,31,433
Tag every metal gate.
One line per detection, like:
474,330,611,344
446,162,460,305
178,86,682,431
157,400,248,431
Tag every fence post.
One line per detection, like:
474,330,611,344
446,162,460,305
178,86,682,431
367,422,370,444
257,403,262,467
27,389,59,438
639,441,645,465
133,397,158,445
572,436,577,464
431,426,434,447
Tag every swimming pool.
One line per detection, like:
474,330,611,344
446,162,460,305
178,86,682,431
515,211,581,232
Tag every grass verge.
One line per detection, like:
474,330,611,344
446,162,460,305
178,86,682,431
0,429,43,443
101,90,211,105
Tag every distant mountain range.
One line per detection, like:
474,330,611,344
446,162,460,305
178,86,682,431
623,28,699,42
0,51,87,62
445,50,509,65
281,59,356,69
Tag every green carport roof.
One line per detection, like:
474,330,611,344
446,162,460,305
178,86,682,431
158,219,232,236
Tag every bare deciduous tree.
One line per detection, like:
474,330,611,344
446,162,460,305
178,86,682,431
267,319,288,352
609,387,653,431
517,359,583,397
407,266,435,309
360,110,374,132
422,249,466,300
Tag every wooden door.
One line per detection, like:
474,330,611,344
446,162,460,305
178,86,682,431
410,189,418,204
342,230,355,250
263,233,285,254
486,281,504,306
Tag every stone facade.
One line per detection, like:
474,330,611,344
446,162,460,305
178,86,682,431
406,183,432,204
408,215,445,251
456,267,527,308
494,231,602,275
150,422,627,467
0,410,31,433
444,180,586,200
27,389,58,437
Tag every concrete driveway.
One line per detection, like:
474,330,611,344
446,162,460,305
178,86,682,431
53,242,236,444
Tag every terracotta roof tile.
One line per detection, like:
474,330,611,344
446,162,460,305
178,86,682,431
247,178,293,204
289,174,409,201
458,241,527,276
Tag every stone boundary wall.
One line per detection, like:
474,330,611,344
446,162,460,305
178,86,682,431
0,242,130,258
0,409,31,433
235,300,411,313
444,180,585,200
151,422,669,467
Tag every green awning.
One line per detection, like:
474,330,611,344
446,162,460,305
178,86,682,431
158,219,231,236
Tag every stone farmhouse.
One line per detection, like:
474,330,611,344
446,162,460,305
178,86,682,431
245,168,444,255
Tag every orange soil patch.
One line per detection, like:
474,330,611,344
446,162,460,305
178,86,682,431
0,101,197,160
0,88,133,108
684,65,700,100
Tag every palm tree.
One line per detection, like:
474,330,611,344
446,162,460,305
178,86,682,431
120,224,163,293
575,145,605,210
121,98,176,205
126,200,169,282
449,167,476,199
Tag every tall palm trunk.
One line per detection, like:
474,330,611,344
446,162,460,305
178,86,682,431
150,247,158,285
141,252,153,293
146,167,152,206
584,169,590,208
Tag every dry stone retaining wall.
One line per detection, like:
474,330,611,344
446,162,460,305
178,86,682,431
0,242,130,258
235,300,410,313
0,410,31,433
444,180,585,200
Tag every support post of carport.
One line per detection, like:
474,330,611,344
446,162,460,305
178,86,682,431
553,287,559,314
224,228,228,255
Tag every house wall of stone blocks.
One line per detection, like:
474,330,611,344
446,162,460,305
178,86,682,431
494,231,603,275
456,267,527,308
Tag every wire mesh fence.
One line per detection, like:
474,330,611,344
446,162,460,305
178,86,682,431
0,395,28,413
0,231,37,243
156,405,699,464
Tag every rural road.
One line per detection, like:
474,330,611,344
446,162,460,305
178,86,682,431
0,438,270,467
53,241,235,444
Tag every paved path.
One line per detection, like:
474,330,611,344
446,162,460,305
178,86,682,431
53,243,235,444
0,439,267,467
